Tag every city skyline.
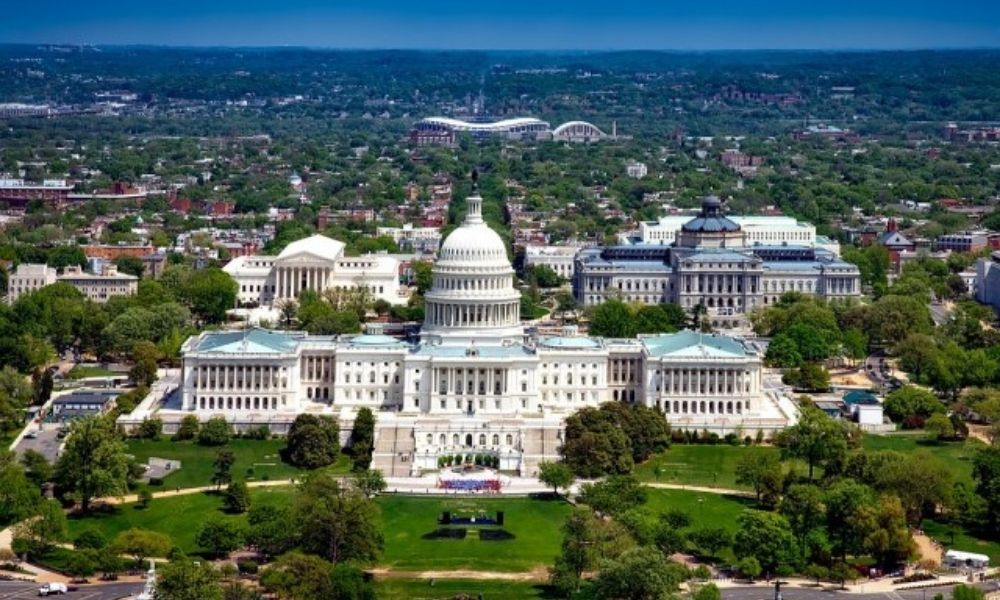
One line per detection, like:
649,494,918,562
2,0,999,50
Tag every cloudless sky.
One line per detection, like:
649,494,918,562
3,0,999,49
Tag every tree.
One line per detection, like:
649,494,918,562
972,447,1000,534
733,510,798,575
561,407,633,477
578,475,646,516
825,480,877,561
884,386,946,425
260,552,337,599
294,471,382,564
693,583,722,600
156,559,223,600
735,449,784,507
224,481,251,514
538,461,575,497
779,484,826,553
212,450,235,489
0,366,33,433
737,556,762,581
348,407,375,471
11,499,66,556
689,527,732,558
352,469,386,499
0,457,42,526
65,549,97,581
285,414,340,469
526,264,562,288
550,506,634,596
32,367,53,405
775,405,852,480
138,489,153,509
246,504,297,559
198,416,232,446
196,519,245,558
765,334,803,368
55,416,130,512
804,564,829,585
784,363,831,392
73,529,106,550
114,255,146,278
924,413,955,441
587,299,634,338
173,415,200,441
137,418,163,441
129,340,160,387
110,528,172,563
588,546,685,600
952,585,986,600
864,495,914,571
179,267,238,324
830,562,856,589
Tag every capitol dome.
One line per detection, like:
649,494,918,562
421,188,523,345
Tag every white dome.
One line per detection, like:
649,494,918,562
438,222,509,268
421,189,522,346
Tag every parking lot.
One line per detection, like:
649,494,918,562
0,581,142,600
13,427,63,463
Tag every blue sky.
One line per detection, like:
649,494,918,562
3,0,999,49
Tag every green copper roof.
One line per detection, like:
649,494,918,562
641,330,750,358
195,329,300,354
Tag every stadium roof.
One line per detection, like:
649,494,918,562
419,116,549,132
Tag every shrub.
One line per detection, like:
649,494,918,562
74,529,106,550
172,415,200,441
197,416,232,446
136,418,163,440
237,559,258,575
242,425,270,440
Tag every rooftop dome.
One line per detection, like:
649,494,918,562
436,190,510,268
682,196,741,233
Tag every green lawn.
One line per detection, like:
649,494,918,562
860,433,985,486
922,520,1000,564
634,444,785,489
67,365,117,379
124,438,348,489
375,579,553,599
66,487,294,555
378,495,572,572
67,490,571,572
641,488,753,534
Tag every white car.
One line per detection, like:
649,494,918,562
38,582,68,596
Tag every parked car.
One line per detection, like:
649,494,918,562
38,582,68,596
25,430,39,439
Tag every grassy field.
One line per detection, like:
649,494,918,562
923,520,1000,564
66,487,294,555
124,438,349,489
375,579,553,599
66,365,117,379
378,495,571,572
67,490,571,571
641,488,753,533
860,433,985,486
634,444,791,489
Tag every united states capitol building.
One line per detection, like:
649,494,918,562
128,189,798,476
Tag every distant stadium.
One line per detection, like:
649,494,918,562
410,116,610,145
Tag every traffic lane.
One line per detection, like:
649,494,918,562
0,580,143,600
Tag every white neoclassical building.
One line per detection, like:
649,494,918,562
136,189,797,476
223,235,405,307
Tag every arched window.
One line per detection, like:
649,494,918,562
478,434,486,446
492,434,499,446
506,434,513,445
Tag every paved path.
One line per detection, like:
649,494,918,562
645,482,752,497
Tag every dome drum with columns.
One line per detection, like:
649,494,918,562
421,183,523,345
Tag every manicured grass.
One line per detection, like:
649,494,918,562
634,444,791,489
66,487,294,555
67,365,116,379
375,579,554,599
377,495,572,572
922,520,1000,564
860,433,986,486
641,488,754,534
124,438,348,489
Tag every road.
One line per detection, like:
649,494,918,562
720,581,1000,600
0,581,142,600
864,351,891,387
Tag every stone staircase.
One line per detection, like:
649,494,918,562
371,422,416,477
